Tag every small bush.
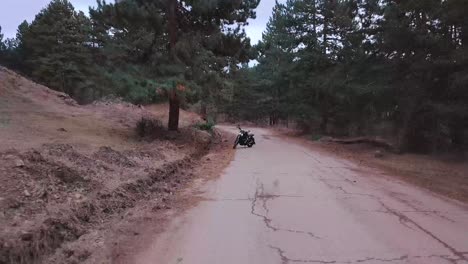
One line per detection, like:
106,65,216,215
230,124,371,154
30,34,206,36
195,119,216,132
311,134,323,141
136,117,164,139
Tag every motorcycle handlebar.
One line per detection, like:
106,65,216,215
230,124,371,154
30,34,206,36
237,126,250,134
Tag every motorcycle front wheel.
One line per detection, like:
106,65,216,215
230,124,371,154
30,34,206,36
233,137,239,149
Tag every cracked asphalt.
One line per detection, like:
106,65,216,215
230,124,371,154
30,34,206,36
134,126,468,264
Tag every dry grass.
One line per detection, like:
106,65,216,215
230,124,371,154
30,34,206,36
303,137,468,203
0,66,229,264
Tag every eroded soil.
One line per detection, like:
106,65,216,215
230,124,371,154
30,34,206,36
0,67,233,264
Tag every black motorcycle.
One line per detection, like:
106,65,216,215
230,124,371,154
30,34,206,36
233,125,256,149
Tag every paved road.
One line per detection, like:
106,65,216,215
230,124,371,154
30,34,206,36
135,126,468,264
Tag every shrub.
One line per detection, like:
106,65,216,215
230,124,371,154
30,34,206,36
195,118,216,132
135,117,164,139
311,134,323,141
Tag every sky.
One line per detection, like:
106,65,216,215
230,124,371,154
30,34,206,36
0,0,284,45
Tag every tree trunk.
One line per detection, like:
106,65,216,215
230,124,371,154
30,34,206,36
200,102,207,121
168,89,180,131
167,0,177,54
322,4,328,55
320,115,328,133
167,0,179,131
273,112,279,126
397,107,416,153
312,0,317,38
462,21,468,47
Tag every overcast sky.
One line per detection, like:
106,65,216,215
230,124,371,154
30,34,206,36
0,0,283,45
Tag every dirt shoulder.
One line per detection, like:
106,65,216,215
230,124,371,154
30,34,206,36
275,130,468,204
40,129,235,264
108,129,235,264
0,129,234,264
0,67,235,264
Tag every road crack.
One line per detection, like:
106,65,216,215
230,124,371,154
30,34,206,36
387,192,457,223
250,183,321,239
301,151,323,164
205,198,253,202
378,202,465,264
353,255,408,263
269,245,336,264
269,245,458,264
353,254,461,263
318,175,467,264
321,164,456,223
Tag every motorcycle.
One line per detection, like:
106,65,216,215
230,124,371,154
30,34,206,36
233,125,256,149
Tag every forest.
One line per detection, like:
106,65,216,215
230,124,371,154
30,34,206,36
1,0,467,153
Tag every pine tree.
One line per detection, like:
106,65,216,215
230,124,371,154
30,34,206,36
0,26,4,51
0,26,10,68
18,0,96,103
92,0,259,130
256,1,296,125
162,0,260,130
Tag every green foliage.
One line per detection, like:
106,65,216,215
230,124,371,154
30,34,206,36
89,0,259,129
195,118,216,132
0,0,259,112
90,0,259,96
0,24,24,69
310,134,323,142
225,0,468,152
101,67,163,104
0,26,4,51
1,1,99,103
